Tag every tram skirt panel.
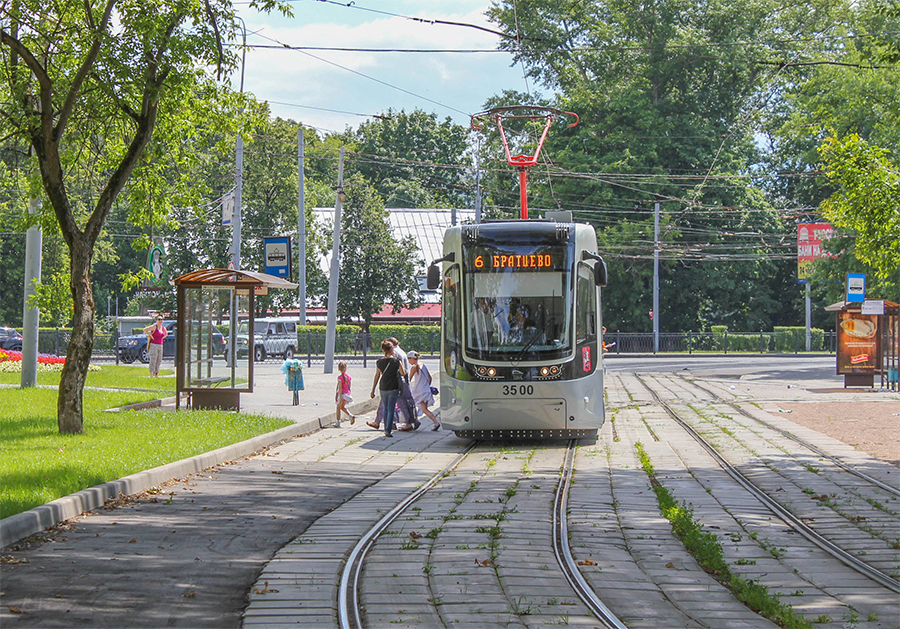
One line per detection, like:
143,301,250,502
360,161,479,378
464,398,567,436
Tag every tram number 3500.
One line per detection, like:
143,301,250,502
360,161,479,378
502,384,534,396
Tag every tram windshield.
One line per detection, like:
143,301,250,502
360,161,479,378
464,244,573,360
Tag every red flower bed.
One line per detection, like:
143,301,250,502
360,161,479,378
0,349,65,364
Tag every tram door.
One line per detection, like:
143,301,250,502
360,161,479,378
575,262,600,377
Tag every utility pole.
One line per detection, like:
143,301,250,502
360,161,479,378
21,198,42,388
230,18,247,271
324,147,345,374
653,202,660,354
805,282,811,351
298,127,306,325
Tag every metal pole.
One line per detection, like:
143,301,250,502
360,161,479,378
298,127,307,325
518,167,528,219
324,147,345,374
805,282,811,351
653,202,660,354
230,18,247,271
474,159,482,224
21,198,42,388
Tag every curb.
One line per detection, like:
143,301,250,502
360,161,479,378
0,398,379,549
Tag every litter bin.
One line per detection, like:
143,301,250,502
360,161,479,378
281,359,305,405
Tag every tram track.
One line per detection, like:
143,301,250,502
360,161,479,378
553,441,628,629
337,442,477,629
674,373,900,498
633,372,900,595
343,440,627,629
650,372,900,562
244,430,628,628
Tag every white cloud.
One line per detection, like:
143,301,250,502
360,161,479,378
236,5,528,133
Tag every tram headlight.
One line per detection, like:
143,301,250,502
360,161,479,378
487,367,497,377
540,366,550,377
478,366,487,376
550,365,560,375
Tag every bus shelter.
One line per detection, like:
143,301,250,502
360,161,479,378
825,299,899,390
172,269,298,410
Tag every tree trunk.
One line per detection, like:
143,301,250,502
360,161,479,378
57,235,95,434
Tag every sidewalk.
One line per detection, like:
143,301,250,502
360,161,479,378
233,359,384,427
0,359,430,548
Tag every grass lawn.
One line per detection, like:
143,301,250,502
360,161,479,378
0,387,292,519
0,364,176,391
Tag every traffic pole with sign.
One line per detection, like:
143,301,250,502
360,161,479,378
846,273,866,303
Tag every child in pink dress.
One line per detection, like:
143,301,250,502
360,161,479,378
335,361,355,426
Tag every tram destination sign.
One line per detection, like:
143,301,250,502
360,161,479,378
466,249,565,272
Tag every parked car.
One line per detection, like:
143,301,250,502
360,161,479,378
0,326,23,351
224,318,299,364
116,320,225,364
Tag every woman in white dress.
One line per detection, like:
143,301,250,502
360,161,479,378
407,351,440,431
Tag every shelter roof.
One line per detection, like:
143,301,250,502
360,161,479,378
825,300,898,312
172,268,298,289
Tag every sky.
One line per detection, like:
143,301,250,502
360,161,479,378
234,0,535,134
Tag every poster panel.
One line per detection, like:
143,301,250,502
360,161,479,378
797,222,834,280
836,311,879,374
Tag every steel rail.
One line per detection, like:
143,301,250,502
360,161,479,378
675,374,900,498
635,373,900,595
338,442,477,629
553,440,629,629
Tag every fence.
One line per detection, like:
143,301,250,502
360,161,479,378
31,327,838,363
606,330,837,355
291,331,440,368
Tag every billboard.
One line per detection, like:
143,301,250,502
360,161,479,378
797,222,834,280
836,311,879,374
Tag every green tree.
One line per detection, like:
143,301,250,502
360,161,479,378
335,174,423,329
341,109,470,208
818,134,900,281
0,0,288,433
481,0,824,331
241,116,330,314
807,236,899,307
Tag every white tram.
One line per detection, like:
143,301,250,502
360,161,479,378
427,215,608,439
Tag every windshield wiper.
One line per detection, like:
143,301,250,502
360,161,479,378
515,329,543,360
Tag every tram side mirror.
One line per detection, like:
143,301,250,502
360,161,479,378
427,264,441,290
593,259,608,287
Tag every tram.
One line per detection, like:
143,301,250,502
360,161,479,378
426,214,608,438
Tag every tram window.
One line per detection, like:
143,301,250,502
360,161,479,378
465,271,570,358
576,263,597,343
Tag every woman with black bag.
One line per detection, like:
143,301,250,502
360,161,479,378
370,340,406,437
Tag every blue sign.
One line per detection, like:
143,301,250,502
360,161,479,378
846,273,865,303
264,236,291,278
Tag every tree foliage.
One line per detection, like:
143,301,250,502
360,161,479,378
481,0,826,331
0,0,289,433
818,133,900,280
335,174,423,328
341,109,470,208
